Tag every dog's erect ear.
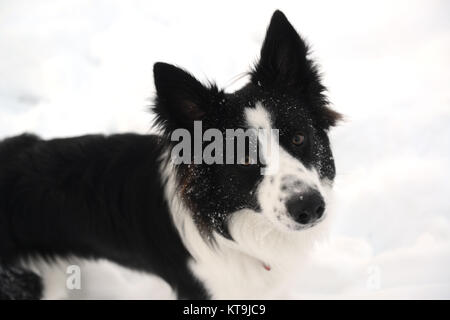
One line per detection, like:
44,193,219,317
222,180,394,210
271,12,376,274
252,11,342,129
153,62,217,131
251,10,310,88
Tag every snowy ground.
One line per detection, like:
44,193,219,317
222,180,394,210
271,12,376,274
1,0,449,299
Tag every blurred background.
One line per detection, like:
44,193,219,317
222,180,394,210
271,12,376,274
1,0,449,299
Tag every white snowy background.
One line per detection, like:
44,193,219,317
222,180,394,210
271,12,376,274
1,0,449,299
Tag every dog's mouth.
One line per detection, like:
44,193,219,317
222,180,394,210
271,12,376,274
291,214,327,231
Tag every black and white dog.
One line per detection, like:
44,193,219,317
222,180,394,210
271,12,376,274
0,10,341,299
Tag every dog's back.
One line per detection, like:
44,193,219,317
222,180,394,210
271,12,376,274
0,134,41,259
0,133,165,264
0,135,45,299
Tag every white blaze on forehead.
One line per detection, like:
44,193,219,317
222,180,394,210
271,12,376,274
245,102,273,130
244,102,279,175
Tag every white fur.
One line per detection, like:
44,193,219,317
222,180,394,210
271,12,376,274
162,101,334,299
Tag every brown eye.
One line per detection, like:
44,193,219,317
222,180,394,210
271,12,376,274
292,133,305,145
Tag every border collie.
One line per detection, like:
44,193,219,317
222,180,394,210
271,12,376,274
0,10,341,299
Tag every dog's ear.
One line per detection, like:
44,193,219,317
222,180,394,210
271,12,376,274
252,11,342,130
153,62,217,132
251,10,311,89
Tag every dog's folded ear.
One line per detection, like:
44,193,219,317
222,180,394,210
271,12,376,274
153,62,218,132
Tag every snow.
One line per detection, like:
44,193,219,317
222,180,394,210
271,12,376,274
1,0,449,299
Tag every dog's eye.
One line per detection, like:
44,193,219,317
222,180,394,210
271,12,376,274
292,133,305,146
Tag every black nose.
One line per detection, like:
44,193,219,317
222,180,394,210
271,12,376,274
286,190,325,225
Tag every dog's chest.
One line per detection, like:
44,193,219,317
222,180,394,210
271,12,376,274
188,247,290,299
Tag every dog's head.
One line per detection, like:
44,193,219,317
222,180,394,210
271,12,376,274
153,11,342,239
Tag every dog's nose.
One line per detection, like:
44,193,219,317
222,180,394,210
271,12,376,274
286,190,325,225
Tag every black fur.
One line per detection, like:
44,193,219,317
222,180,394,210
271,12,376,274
0,265,42,300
